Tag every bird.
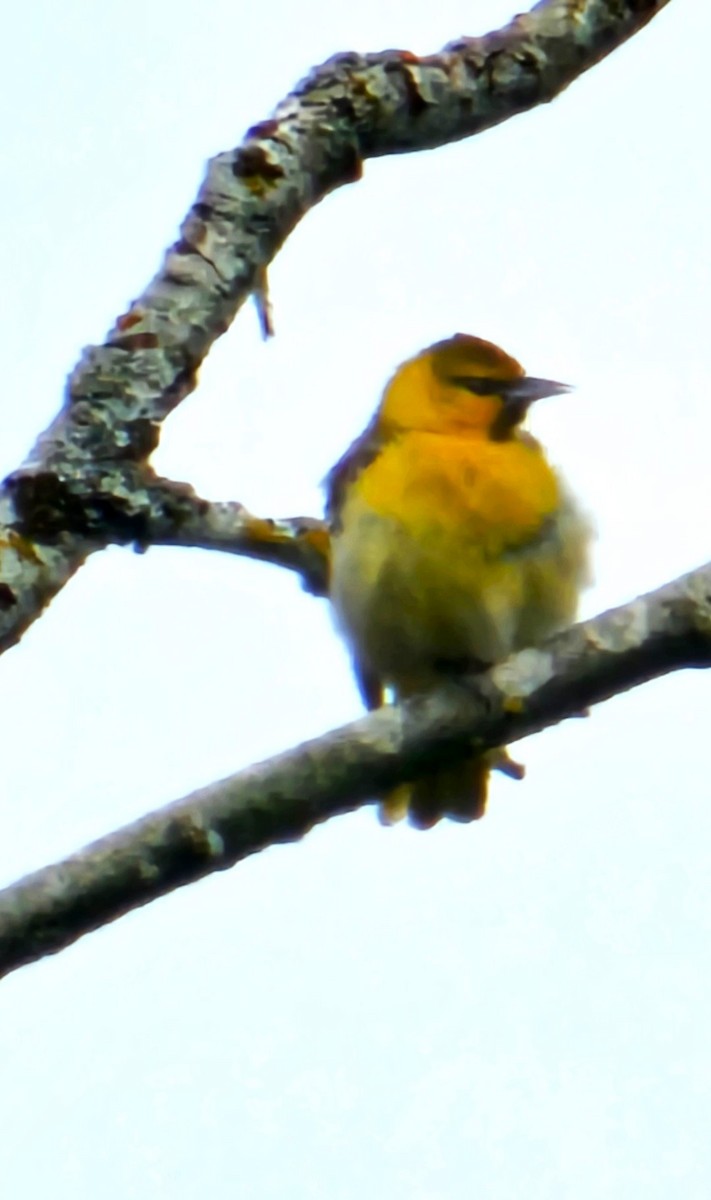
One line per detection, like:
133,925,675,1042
325,333,591,829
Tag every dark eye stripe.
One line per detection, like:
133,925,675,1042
448,375,506,396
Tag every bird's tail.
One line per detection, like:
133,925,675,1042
378,748,524,829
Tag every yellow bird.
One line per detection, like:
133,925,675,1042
326,334,591,828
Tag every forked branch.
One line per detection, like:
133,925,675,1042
0,0,670,651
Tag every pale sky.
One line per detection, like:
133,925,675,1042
1,3,710,1197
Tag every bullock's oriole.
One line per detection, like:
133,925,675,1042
326,333,591,828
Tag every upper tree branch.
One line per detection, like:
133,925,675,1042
0,0,670,653
0,558,707,983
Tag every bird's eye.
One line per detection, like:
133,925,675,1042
448,375,504,396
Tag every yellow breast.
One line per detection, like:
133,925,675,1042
330,430,590,694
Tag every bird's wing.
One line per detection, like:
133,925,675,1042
323,415,384,533
353,660,384,711
324,416,388,711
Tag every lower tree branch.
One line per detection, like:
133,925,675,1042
0,560,708,983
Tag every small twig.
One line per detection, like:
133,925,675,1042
137,481,329,595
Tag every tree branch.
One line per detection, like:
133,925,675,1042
0,558,706,983
0,0,670,656
146,503,329,595
133,478,330,595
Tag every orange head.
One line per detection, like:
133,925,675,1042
378,334,571,439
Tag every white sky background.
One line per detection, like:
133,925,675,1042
1,2,709,1196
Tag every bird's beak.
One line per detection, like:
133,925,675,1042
503,376,573,405
489,375,573,439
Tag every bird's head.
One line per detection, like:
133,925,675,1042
379,333,571,440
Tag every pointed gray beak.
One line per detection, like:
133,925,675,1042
450,374,573,404
503,376,573,404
